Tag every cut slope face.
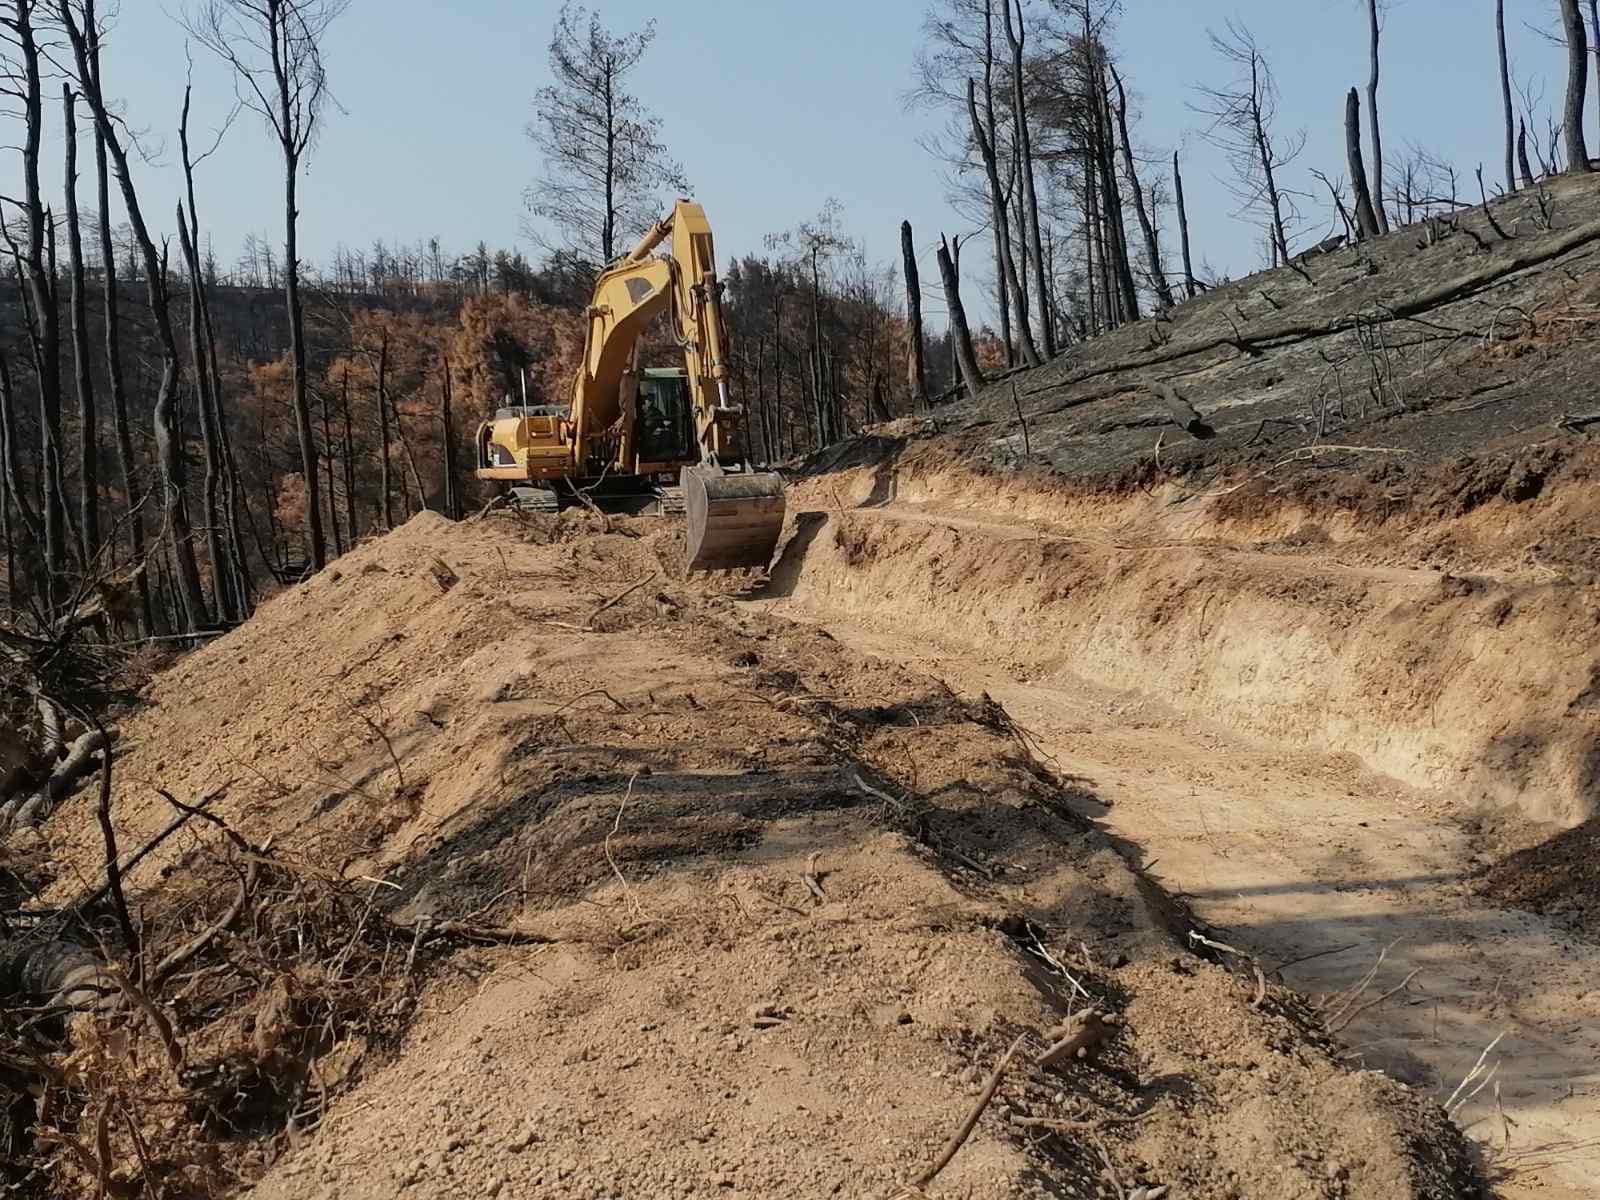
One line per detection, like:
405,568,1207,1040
780,443,1600,826
18,511,1478,1199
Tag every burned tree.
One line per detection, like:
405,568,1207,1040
59,0,210,632
1365,0,1390,232
1559,0,1593,173
1109,64,1173,309
967,77,1040,365
524,3,687,267
901,221,928,410
1001,0,1054,357
87,0,152,634
1174,152,1197,299
62,84,100,567
4,0,69,607
1346,89,1382,240
1497,0,1516,192
191,0,351,572
1194,20,1305,264
935,235,984,403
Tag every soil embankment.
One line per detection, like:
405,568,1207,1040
7,510,1480,1200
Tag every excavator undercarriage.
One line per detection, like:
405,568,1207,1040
474,202,786,572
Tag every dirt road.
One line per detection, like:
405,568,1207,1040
755,493,1600,1200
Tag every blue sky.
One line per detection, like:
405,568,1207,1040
5,1,1587,320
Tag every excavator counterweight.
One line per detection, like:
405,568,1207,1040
473,199,784,573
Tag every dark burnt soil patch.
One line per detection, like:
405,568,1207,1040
1476,818,1600,939
836,173,1600,496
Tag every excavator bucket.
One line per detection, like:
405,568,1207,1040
682,466,786,573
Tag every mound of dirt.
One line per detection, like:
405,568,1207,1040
1476,818,1600,937
6,509,1482,1199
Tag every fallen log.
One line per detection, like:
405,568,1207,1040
0,938,114,1012
1154,383,1216,440
0,727,112,832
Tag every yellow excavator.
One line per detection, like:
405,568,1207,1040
474,200,786,572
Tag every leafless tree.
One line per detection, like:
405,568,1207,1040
1591,0,1600,137
85,0,152,634
1194,19,1306,264
1109,63,1172,308
2,0,69,609
176,78,246,622
61,83,100,567
1558,0,1593,172
910,0,1020,361
968,77,1040,364
58,0,210,632
935,234,984,402
524,2,687,268
189,0,351,573
1001,0,1054,356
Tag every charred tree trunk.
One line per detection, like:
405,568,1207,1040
1366,0,1390,231
1174,152,1198,300
1346,89,1383,240
1110,65,1173,309
1497,1,1516,193
979,8,1013,367
1093,65,1139,324
377,330,393,530
1083,170,1099,332
177,203,233,621
319,384,341,555
62,84,100,569
0,352,41,562
89,10,150,635
181,85,248,618
283,163,326,566
1559,0,1593,173
1002,0,1054,358
440,355,460,520
1592,0,1600,141
935,235,984,404
770,295,785,459
15,1,66,609
1518,118,1537,187
340,367,357,542
900,221,928,411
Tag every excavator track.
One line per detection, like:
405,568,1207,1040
509,486,560,514
654,486,687,516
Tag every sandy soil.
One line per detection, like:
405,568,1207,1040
7,509,1479,1200
756,454,1600,1200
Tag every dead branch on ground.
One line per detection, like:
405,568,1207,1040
895,1032,1029,1196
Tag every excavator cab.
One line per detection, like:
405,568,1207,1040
635,369,696,468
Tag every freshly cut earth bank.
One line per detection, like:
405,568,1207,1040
18,511,1477,1199
781,438,1600,826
